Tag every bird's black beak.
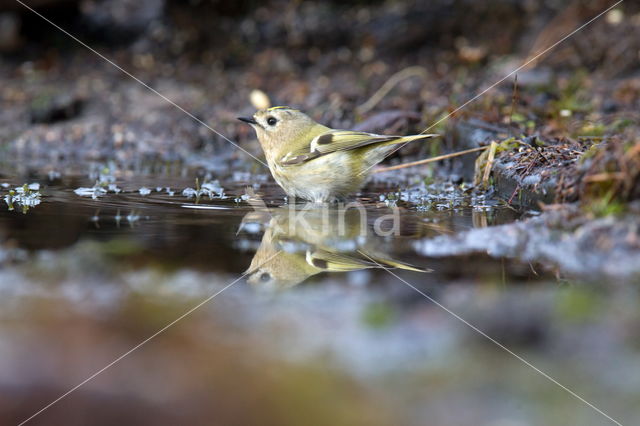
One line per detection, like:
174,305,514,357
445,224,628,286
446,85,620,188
237,117,258,125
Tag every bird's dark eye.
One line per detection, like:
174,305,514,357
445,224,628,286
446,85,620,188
266,117,277,126
259,272,271,282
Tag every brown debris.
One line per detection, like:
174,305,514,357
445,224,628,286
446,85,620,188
557,138,640,204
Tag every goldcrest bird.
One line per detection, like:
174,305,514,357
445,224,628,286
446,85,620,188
238,107,439,202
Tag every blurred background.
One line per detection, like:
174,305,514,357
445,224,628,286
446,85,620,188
1,1,640,425
1,0,639,170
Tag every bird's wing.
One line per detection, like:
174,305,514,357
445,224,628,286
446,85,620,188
363,253,432,273
280,130,400,165
305,249,377,272
305,249,431,273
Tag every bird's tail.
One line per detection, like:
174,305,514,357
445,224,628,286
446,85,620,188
362,133,440,174
381,133,439,146
369,255,433,273
370,133,439,164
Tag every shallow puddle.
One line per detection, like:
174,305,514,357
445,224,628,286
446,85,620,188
0,169,527,278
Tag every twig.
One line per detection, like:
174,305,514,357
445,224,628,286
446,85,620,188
373,146,488,173
356,66,428,115
482,141,498,188
508,184,521,204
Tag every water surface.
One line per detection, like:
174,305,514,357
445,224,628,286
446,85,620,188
1,170,638,426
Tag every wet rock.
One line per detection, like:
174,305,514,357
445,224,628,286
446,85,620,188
490,157,557,207
472,135,604,208
414,205,640,281
476,136,640,209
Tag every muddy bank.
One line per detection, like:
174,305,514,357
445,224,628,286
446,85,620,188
466,134,640,212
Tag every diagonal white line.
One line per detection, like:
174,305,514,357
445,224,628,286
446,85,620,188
15,0,268,169
357,250,623,426
17,251,281,426
359,0,624,177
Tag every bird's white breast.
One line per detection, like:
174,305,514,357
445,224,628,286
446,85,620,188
270,153,364,202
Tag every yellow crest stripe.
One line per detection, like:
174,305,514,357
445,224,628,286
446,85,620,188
267,106,296,111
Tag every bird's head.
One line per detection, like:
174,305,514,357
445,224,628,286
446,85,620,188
238,106,317,155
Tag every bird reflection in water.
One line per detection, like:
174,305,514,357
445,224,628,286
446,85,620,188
241,199,430,289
